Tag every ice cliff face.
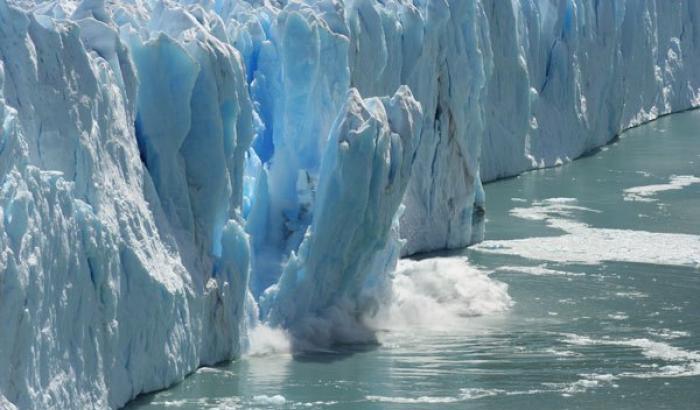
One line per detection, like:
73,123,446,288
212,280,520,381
480,0,700,182
0,1,252,407
1,0,699,408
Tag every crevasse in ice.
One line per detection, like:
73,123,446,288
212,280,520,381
1,0,699,408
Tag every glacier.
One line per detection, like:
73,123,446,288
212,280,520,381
0,0,699,408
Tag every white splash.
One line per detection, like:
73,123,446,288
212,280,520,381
245,325,291,357
195,367,236,378
366,257,512,331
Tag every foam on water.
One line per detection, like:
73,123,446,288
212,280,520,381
143,397,241,409
624,175,700,202
474,198,700,267
607,312,629,321
367,388,505,404
251,395,286,406
623,362,700,378
561,333,698,359
545,373,620,397
297,400,338,408
543,348,583,358
508,198,600,221
646,329,691,340
366,395,464,404
146,395,338,409
614,291,649,299
497,265,585,277
367,378,629,403
561,333,700,379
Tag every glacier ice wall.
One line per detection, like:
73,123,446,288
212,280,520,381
480,0,700,182
1,0,699,408
0,1,253,408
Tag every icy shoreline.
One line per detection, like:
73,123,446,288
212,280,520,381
1,1,699,408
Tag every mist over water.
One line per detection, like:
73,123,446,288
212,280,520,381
126,112,700,409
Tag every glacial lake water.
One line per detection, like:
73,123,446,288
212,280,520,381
126,110,700,409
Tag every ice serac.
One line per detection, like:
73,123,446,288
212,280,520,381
2,0,700,409
264,86,422,346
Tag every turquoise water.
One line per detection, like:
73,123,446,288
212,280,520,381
126,110,700,409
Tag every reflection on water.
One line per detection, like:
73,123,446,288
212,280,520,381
127,111,700,409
